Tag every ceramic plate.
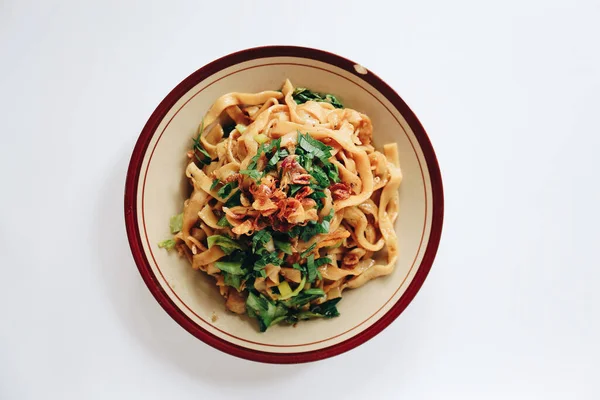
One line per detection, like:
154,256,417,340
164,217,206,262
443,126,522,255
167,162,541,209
124,46,444,363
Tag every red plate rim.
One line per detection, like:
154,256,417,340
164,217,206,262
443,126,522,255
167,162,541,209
124,45,444,364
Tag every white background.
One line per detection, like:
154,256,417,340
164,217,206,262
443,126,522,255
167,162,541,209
1,1,599,398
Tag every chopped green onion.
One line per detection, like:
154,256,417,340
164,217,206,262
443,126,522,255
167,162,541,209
277,276,306,301
254,133,269,144
274,240,293,255
306,254,317,283
277,281,292,298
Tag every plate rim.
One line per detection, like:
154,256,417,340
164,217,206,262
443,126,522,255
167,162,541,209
124,45,444,364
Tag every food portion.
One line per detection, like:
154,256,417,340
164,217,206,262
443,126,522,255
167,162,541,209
159,79,402,331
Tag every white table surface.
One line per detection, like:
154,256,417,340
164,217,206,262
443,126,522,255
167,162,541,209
2,1,599,398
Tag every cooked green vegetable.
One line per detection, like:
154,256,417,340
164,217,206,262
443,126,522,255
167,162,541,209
274,239,293,255
310,164,330,187
217,215,232,228
217,181,238,199
292,88,343,108
207,235,245,254
254,133,269,144
288,184,303,197
169,213,183,234
246,291,289,332
240,169,262,182
215,261,245,275
157,239,176,250
223,272,242,290
307,298,341,318
314,257,332,268
247,285,340,328
297,132,333,164
210,179,220,190
300,243,316,258
253,252,283,272
191,120,212,165
224,190,242,207
285,288,325,307
276,281,292,298
286,298,342,323
306,254,317,283
289,208,334,241
289,132,339,213
252,230,272,253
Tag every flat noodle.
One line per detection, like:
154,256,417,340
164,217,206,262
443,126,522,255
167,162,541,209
202,90,284,127
163,79,404,331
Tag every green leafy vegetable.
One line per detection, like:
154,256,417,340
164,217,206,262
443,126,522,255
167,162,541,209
289,208,334,242
308,188,327,210
210,179,220,191
266,148,288,171
300,243,316,258
274,240,293,255
224,190,242,207
207,235,245,254
290,132,339,198
217,215,232,227
252,230,272,253
263,138,283,172
316,209,335,235
264,138,281,154
286,298,342,323
215,261,245,275
297,132,332,164
169,213,183,234
314,257,332,268
223,272,242,290
253,252,283,272
240,169,262,182
217,181,238,199
308,298,341,318
292,88,344,108
324,162,340,183
288,184,303,197
285,288,325,307
191,120,212,165
246,282,340,330
266,151,280,169
244,138,286,177
158,239,176,250
306,254,317,283
247,149,262,171
310,164,330,187
246,291,289,332
323,94,344,108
